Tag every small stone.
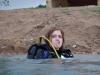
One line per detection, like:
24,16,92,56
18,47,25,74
72,45,77,48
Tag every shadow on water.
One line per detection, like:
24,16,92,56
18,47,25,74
0,54,100,75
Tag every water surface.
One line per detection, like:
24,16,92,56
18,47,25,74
0,54,100,75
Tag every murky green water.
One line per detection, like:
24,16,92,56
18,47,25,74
0,54,100,75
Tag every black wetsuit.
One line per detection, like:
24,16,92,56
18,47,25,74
27,44,73,59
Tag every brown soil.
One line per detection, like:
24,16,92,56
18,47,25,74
0,6,100,55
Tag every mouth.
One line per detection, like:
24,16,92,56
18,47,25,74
56,40,60,43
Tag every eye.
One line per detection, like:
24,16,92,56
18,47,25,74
58,35,62,38
51,35,62,38
51,35,56,38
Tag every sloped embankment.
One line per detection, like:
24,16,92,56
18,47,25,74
0,6,100,54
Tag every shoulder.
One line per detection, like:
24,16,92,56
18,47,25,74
27,43,50,59
28,44,48,53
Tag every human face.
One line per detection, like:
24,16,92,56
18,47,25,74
50,30,63,50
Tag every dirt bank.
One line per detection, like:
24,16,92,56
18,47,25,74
0,6,100,55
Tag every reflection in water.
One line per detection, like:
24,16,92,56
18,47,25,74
0,55,100,75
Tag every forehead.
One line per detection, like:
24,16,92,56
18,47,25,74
51,30,62,35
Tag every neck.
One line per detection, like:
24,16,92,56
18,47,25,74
55,47,60,50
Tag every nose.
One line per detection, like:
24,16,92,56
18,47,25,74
55,36,60,42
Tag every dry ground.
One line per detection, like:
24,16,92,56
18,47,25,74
0,6,100,55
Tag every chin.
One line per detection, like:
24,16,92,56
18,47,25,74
54,44,62,49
